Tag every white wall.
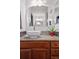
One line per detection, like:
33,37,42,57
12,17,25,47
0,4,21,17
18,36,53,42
20,0,26,31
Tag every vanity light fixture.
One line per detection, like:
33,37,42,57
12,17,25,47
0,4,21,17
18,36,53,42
31,0,47,6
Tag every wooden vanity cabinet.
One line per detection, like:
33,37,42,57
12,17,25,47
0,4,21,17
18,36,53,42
32,49,50,59
51,41,59,59
20,40,59,59
20,41,50,59
51,56,59,59
20,49,31,59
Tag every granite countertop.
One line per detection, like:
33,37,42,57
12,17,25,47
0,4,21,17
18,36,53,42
20,35,59,41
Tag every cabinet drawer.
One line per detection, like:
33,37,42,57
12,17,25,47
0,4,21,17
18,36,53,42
20,41,50,49
51,49,59,56
51,56,59,59
51,41,59,48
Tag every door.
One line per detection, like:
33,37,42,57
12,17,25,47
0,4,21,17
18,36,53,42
20,49,31,59
51,56,59,59
32,49,50,59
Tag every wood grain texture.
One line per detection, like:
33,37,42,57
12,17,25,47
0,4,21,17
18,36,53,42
20,49,31,59
32,49,50,59
51,41,59,48
20,41,50,49
51,56,59,59
20,40,59,59
51,49,59,56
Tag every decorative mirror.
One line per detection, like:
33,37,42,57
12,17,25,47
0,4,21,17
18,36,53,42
28,6,48,30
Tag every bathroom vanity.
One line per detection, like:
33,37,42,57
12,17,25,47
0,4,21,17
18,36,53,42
20,36,59,59
20,0,59,59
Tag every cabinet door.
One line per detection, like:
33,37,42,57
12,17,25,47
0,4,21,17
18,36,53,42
32,49,50,59
51,49,59,56
51,56,59,59
20,49,31,59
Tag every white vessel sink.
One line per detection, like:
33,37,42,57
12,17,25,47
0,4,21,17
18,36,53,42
27,31,41,38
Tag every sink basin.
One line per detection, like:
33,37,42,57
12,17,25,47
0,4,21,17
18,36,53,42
27,31,41,38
